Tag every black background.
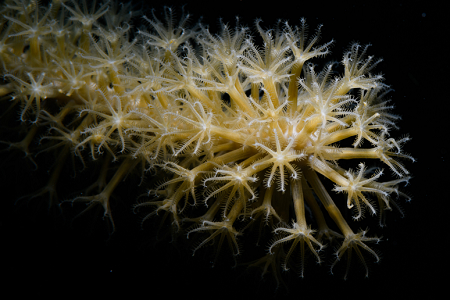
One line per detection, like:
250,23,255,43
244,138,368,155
1,0,445,297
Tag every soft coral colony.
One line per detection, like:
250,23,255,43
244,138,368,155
0,0,414,280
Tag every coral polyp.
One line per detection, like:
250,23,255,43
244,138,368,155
0,0,413,282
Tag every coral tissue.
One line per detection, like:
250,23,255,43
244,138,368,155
0,0,414,280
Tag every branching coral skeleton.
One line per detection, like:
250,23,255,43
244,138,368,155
0,0,413,282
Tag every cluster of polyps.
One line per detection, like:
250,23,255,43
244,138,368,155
0,0,413,281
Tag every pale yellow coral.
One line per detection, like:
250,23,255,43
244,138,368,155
0,0,413,281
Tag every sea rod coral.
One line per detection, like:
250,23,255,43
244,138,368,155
0,0,414,280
